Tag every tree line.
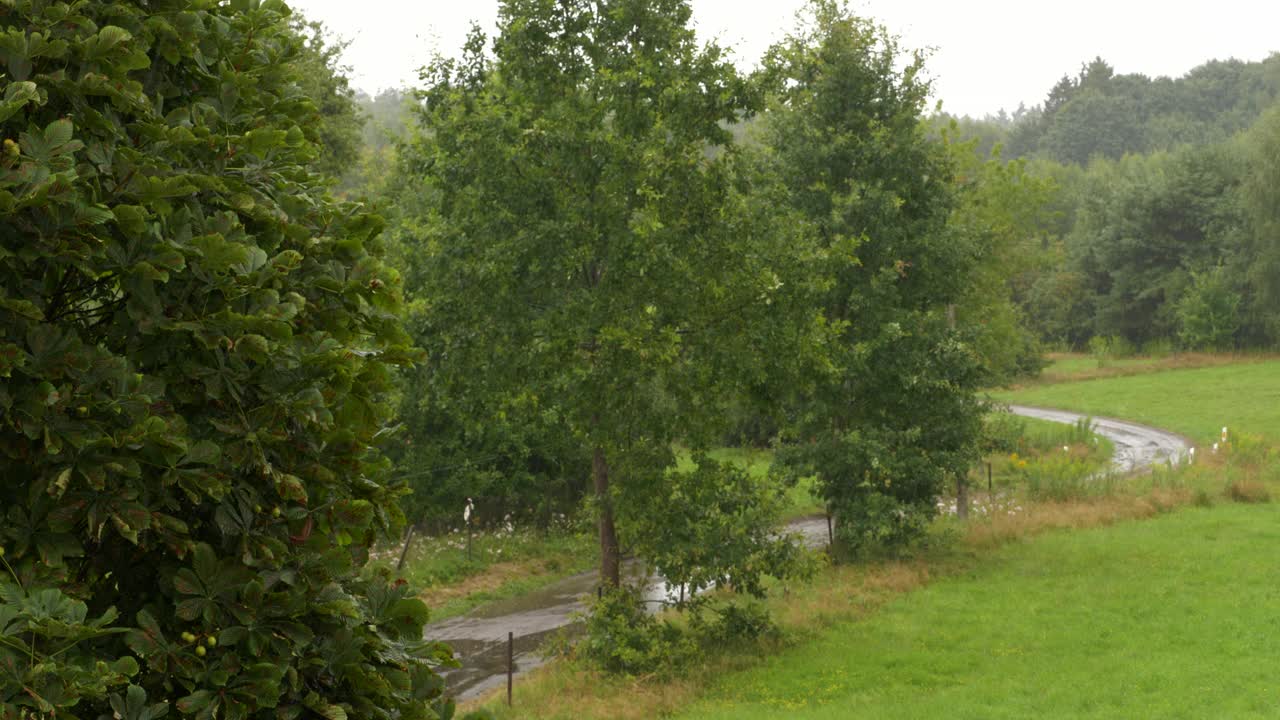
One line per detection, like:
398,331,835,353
941,54,1280,352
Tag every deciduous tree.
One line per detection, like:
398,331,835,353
400,0,806,591
0,1,447,716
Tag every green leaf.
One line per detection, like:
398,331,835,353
176,690,214,715
0,298,44,320
45,118,73,147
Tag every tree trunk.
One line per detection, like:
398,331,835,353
593,446,621,587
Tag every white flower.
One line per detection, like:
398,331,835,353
463,498,474,523
1063,445,1069,452
1189,447,1196,459
1212,443,1219,453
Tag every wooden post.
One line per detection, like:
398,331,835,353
987,462,993,497
396,523,416,572
507,631,514,707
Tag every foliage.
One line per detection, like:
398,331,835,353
290,15,364,183
573,588,694,677
620,455,810,604
689,599,780,648
395,0,815,590
0,568,141,715
962,53,1280,165
1087,334,1136,366
942,130,1053,380
1175,265,1241,350
761,0,988,555
0,1,448,717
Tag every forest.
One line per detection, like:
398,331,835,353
0,0,1277,718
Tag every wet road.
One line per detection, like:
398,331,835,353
1005,404,1191,474
428,405,1191,701
428,515,830,701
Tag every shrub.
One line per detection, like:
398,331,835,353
691,599,780,648
982,411,1027,454
1225,480,1271,504
1088,334,1136,367
0,2,447,717
1176,265,1241,351
575,588,694,677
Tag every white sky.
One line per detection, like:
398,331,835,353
289,0,1279,118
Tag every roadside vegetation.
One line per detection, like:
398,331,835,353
463,359,1277,719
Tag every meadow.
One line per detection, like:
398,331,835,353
680,501,1280,719
466,355,1280,719
996,356,1280,443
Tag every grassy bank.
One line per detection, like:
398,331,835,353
681,500,1280,719
372,526,599,622
463,360,1280,718
995,359,1280,443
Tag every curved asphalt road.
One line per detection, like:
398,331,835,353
429,404,1192,701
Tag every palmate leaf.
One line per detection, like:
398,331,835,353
0,0,445,715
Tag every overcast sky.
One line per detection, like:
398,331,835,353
288,0,1279,118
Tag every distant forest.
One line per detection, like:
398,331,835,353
947,54,1280,164
346,53,1280,356
936,54,1280,352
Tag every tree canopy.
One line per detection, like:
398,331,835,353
0,1,448,717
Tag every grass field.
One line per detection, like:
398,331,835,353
996,359,1280,443
1018,351,1274,387
681,502,1280,719
466,355,1280,719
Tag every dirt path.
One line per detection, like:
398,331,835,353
428,406,1191,702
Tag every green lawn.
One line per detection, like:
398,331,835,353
995,360,1280,443
683,502,1280,719
678,446,824,520
1039,353,1165,380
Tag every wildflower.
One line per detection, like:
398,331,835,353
1063,446,1069,452
1189,447,1196,460
463,498,474,524
1212,443,1219,453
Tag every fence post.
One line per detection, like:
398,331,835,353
507,631,514,707
396,524,416,572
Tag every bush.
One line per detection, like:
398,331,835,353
691,599,780,648
982,411,1028,454
1088,334,1136,367
576,588,693,677
0,2,447,717
1225,480,1271,504
1176,265,1241,351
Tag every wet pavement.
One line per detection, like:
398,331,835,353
428,515,830,701
428,405,1190,701
1005,404,1191,474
